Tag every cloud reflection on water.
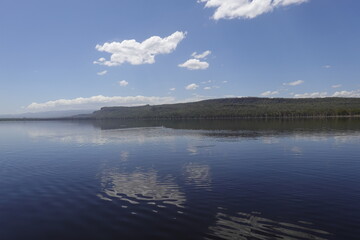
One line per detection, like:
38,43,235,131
184,163,212,190
207,211,330,240
120,151,129,161
17,121,360,146
98,169,186,208
25,123,177,145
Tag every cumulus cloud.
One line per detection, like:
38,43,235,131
332,84,342,88
179,59,209,70
97,70,108,76
223,95,243,98
191,50,211,59
283,80,304,86
198,0,309,20
119,80,129,87
26,95,176,112
169,88,176,91
202,85,219,90
332,90,360,98
179,50,211,70
93,57,106,65
185,83,199,90
261,91,279,96
292,89,360,98
201,80,212,84
94,31,186,66
294,92,327,98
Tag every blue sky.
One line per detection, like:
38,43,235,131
1,0,360,114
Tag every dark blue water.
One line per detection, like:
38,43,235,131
0,119,359,239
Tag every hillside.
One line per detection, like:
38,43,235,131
89,97,360,119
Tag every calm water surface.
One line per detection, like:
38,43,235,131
0,119,360,239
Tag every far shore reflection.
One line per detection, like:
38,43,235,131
14,118,360,145
91,118,360,132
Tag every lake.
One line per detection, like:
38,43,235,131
1,119,359,239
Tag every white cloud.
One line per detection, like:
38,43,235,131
97,70,108,76
283,80,304,86
119,80,129,87
182,94,211,103
201,80,212,84
191,50,211,59
179,59,209,70
261,91,279,96
293,89,360,98
179,50,211,70
93,57,106,64
223,95,243,98
169,88,176,91
198,0,309,20
294,92,328,98
94,31,186,66
323,65,332,69
332,90,360,98
332,84,342,88
185,83,199,90
26,95,176,112
202,85,219,90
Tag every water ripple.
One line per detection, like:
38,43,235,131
98,169,186,208
207,211,331,240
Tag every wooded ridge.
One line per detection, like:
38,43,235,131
87,97,360,119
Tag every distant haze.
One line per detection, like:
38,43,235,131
0,110,94,119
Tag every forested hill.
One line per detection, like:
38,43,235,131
89,97,360,119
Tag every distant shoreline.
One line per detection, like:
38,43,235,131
1,115,360,122
2,97,360,121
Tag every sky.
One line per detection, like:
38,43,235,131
1,0,360,114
